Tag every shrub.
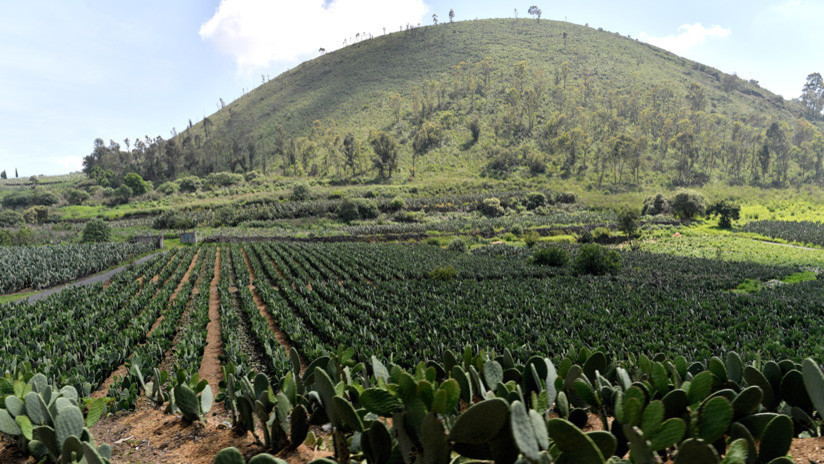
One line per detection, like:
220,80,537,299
152,210,197,229
555,192,576,204
429,265,457,281
592,227,611,240
480,197,505,217
502,232,518,242
510,224,524,236
114,184,133,204
618,209,640,237
291,183,311,201
573,244,622,275
1,190,58,208
388,196,406,212
671,190,706,220
642,193,671,216
533,246,569,267
337,198,379,222
124,172,148,195
157,181,179,195
0,209,24,227
65,189,90,206
23,206,49,224
523,230,541,247
469,117,481,142
526,192,547,210
178,176,203,193
207,171,244,188
81,218,111,243
578,230,594,243
447,237,468,253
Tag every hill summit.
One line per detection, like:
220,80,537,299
84,18,824,188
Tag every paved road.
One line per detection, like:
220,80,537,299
25,251,164,304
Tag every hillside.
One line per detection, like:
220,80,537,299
84,18,824,188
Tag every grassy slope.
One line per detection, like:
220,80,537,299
195,18,805,159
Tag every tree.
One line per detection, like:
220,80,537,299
0,170,5,179
432,13,438,25
369,131,399,179
671,190,706,220
801,72,824,118
81,218,111,243
618,208,640,238
342,133,360,177
765,121,790,185
15,168,18,178
448,9,455,22
124,172,148,195
528,5,542,21
707,200,740,229
411,120,443,176
685,83,707,112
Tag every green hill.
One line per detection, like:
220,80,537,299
85,18,824,188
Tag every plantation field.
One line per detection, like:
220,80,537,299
3,238,822,394
3,236,824,463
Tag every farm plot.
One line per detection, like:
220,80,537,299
3,239,823,408
237,241,824,372
0,241,156,294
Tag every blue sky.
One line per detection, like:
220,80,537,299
1,0,821,176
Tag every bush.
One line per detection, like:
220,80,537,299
671,190,706,220
510,224,524,236
578,230,594,243
207,171,244,188
523,230,541,247
81,218,111,243
0,209,24,227
555,192,576,204
388,196,406,212
592,227,611,240
124,172,148,195
1,189,58,208
573,244,622,275
480,197,505,217
113,184,133,204
533,246,569,267
291,183,311,201
642,193,671,216
526,192,547,210
337,198,379,222
178,176,203,193
23,205,49,224
502,232,518,242
65,189,90,206
618,209,640,237
152,210,197,229
428,265,457,281
157,181,179,195
447,237,468,253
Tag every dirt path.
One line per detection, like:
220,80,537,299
198,248,223,389
753,238,822,252
242,248,307,371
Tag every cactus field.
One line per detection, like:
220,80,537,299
3,239,824,463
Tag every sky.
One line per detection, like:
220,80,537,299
0,0,821,176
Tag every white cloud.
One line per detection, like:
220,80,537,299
638,23,731,56
200,0,429,71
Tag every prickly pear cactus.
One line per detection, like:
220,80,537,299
174,384,202,423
